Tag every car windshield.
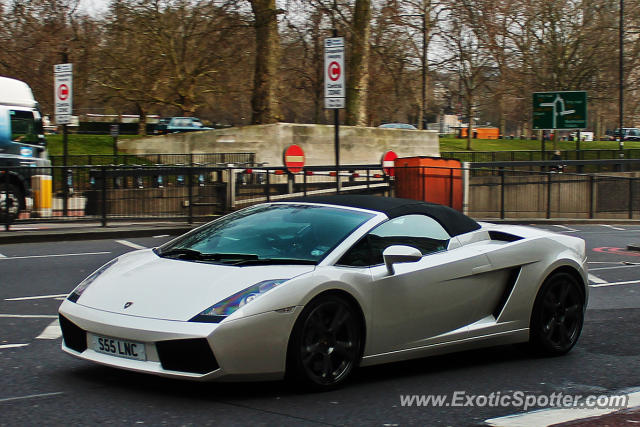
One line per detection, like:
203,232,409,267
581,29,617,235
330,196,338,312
157,204,375,265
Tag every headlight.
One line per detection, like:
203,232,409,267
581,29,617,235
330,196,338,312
67,258,118,303
189,279,288,323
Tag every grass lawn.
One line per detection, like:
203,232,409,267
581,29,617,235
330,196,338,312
439,136,640,152
45,134,140,156
41,133,640,166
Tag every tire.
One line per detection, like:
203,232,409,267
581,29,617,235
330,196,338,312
287,294,362,390
528,272,584,356
0,184,23,223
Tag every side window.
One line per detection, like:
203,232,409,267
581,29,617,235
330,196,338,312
10,110,39,144
338,214,450,267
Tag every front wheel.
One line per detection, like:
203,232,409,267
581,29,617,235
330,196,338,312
0,184,23,223
528,272,584,356
288,295,362,390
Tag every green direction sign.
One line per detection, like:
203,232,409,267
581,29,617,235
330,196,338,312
532,91,587,130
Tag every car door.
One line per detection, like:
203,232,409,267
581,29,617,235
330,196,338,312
346,215,500,354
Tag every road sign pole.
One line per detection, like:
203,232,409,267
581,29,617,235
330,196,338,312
332,29,341,193
335,107,340,193
63,124,68,217
55,59,72,217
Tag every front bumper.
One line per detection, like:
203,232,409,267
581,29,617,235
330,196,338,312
58,300,300,381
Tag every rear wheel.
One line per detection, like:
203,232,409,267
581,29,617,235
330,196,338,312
0,184,23,223
288,295,362,390
529,272,584,355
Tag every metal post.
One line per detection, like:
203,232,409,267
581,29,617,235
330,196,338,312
629,176,633,219
449,168,454,208
333,28,341,194
303,168,308,196
546,172,552,219
619,0,625,152
101,166,107,227
500,167,505,219
62,123,68,217
265,170,271,203
187,166,193,224
3,169,9,231
589,175,595,219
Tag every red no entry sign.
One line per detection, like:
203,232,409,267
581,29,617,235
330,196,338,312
284,144,305,174
58,84,69,100
382,150,398,176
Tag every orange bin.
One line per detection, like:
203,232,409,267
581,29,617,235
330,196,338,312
394,156,463,211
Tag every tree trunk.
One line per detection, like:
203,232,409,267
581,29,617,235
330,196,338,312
250,0,282,124
136,103,147,136
346,0,371,126
466,99,473,150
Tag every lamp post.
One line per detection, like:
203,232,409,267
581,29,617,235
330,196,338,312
619,0,624,152
400,13,427,130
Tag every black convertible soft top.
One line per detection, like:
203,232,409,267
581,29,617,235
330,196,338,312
286,195,480,237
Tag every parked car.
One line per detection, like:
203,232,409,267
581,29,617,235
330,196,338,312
59,195,587,389
378,123,417,130
154,117,213,134
609,128,640,141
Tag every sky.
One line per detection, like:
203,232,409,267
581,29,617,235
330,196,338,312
79,0,109,16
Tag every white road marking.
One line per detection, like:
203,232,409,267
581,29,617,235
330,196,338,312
36,319,61,340
601,224,626,231
485,391,640,427
5,293,68,301
587,261,621,264
115,240,146,250
0,392,64,403
0,314,57,319
551,225,579,232
5,227,40,231
0,251,110,260
589,265,640,272
0,344,29,349
0,253,5,258
153,234,170,238
588,274,608,284
591,279,640,288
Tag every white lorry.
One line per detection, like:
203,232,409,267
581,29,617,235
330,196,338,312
0,76,51,221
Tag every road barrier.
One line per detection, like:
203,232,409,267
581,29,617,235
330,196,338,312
3,162,640,228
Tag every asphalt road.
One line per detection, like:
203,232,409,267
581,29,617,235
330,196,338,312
0,225,639,426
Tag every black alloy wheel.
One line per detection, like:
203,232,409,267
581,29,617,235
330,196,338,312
288,295,362,390
529,272,584,355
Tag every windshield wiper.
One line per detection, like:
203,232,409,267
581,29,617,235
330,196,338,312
230,258,317,266
157,249,260,261
157,248,205,260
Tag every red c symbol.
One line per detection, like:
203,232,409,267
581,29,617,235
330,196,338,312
328,61,341,81
58,84,69,101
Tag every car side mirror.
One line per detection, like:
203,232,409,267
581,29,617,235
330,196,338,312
382,245,422,275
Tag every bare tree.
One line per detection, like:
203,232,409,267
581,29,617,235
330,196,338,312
249,0,283,124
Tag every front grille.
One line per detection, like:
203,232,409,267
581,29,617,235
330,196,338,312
156,338,219,374
59,314,87,353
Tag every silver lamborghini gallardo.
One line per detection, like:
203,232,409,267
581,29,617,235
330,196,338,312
59,195,587,389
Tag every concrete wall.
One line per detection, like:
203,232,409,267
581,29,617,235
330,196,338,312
119,122,440,166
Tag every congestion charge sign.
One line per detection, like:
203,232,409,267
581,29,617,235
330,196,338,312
54,63,73,125
324,37,345,109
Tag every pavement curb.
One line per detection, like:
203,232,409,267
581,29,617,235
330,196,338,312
0,226,195,244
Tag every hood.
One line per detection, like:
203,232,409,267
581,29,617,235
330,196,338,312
75,249,315,321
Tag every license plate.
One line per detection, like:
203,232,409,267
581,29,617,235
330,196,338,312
91,334,146,361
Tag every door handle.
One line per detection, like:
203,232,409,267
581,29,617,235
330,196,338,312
472,264,492,274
